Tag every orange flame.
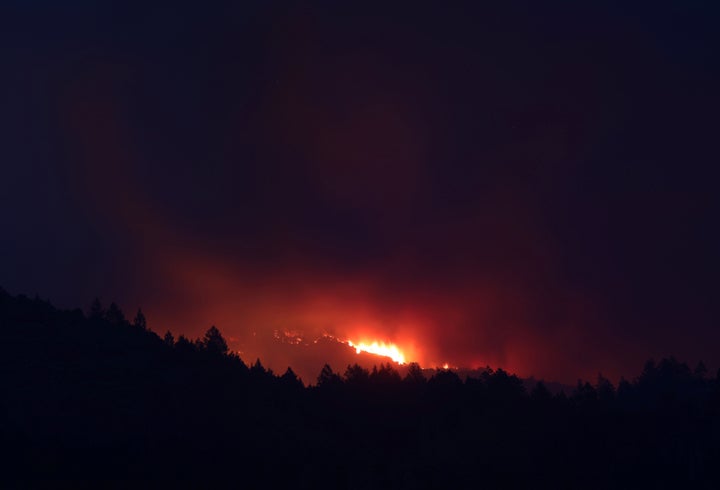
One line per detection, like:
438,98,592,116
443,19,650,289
347,340,407,364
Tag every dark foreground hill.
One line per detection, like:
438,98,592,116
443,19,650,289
1,288,719,488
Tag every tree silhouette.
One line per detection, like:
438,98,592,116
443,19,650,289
344,363,370,386
175,335,196,357
403,362,426,386
89,297,104,321
105,302,126,326
202,326,228,356
694,361,708,378
371,363,402,386
484,368,525,401
617,377,632,402
531,381,552,403
280,367,303,389
163,330,175,347
596,373,615,403
317,364,342,389
429,368,462,392
573,380,597,406
251,358,268,376
132,308,147,330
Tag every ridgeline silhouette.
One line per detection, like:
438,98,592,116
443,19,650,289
1,288,719,487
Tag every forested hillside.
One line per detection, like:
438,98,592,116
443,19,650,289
2,288,719,487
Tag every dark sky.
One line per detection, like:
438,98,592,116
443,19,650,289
2,1,720,382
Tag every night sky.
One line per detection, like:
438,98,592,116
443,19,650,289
3,1,720,382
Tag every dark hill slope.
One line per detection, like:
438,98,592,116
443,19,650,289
2,288,720,488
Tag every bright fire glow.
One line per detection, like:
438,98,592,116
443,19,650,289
347,340,407,364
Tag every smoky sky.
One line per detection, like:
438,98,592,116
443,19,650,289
2,1,720,382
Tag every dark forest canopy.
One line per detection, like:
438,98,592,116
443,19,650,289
2,287,720,487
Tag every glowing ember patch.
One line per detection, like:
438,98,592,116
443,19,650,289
442,363,450,370
347,340,407,364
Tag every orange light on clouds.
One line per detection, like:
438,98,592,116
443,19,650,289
346,340,407,364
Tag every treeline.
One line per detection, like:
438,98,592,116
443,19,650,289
2,288,719,488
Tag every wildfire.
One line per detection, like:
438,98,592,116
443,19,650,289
347,340,407,364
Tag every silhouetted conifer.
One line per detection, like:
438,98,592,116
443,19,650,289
485,368,525,400
344,363,370,386
372,363,402,385
250,358,275,380
203,325,228,356
429,369,462,390
317,364,342,388
596,373,615,403
531,381,552,403
280,367,303,389
105,302,126,326
89,297,104,320
175,335,196,356
403,362,426,386
132,308,147,330
617,377,632,402
573,380,598,406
